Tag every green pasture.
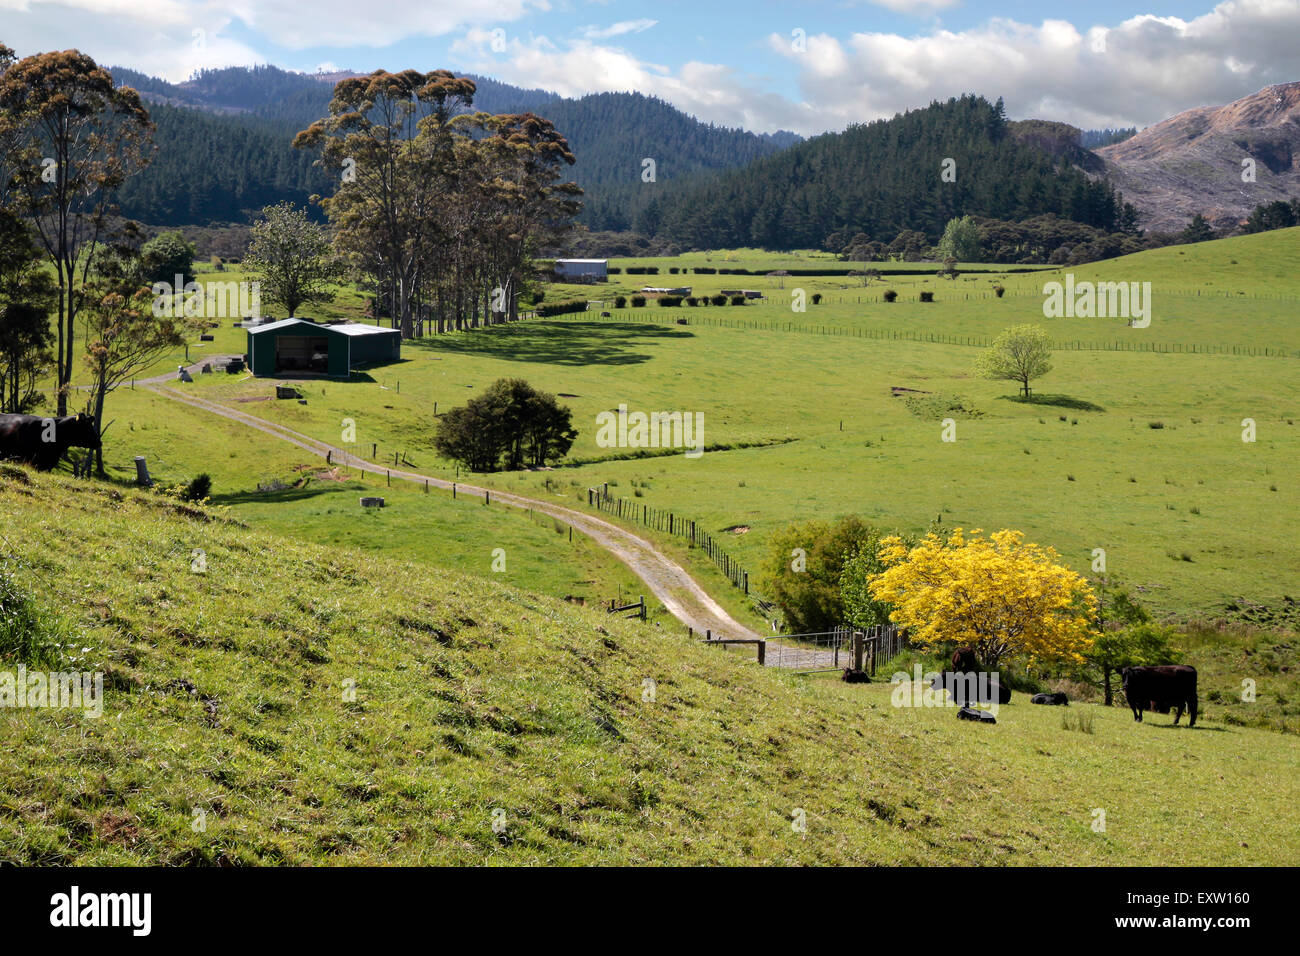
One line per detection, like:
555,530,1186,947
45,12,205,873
82,386,653,613
2,468,1297,865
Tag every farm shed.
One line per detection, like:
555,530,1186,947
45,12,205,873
246,319,401,378
555,259,608,282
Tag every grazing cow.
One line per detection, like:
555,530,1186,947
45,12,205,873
1031,692,1070,706
841,667,870,684
931,671,1011,705
952,645,979,673
0,413,101,471
1122,665,1198,727
957,706,996,724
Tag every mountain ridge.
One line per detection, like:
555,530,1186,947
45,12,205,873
1099,81,1300,234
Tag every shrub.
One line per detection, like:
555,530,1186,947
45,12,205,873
1149,421,1165,429
765,516,887,632
626,266,646,275
811,293,822,304
669,267,679,274
631,295,646,307
614,295,627,308
883,289,898,302
994,285,1006,297
711,294,727,306
729,294,746,306
685,296,698,306
919,291,934,303
607,267,621,275
535,299,588,318
182,473,213,502
694,267,717,274
657,296,683,307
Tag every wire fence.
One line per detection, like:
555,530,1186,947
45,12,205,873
533,310,1300,358
588,485,753,595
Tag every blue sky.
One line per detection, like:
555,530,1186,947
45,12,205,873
4,0,1299,134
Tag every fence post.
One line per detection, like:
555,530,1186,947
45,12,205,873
757,641,766,667
853,631,864,672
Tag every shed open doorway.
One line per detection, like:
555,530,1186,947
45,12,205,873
275,335,329,373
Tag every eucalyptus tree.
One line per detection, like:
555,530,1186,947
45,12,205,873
294,70,475,339
0,49,154,414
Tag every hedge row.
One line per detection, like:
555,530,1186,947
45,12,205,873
535,299,588,317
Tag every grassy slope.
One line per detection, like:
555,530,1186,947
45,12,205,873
87,386,653,614
2,467,1298,865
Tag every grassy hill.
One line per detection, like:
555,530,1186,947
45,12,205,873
2,467,1298,865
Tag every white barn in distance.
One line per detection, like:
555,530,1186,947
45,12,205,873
555,259,608,283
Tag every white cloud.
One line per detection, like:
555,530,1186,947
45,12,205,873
580,19,657,41
771,0,1300,132
0,0,544,80
862,0,961,12
454,32,816,133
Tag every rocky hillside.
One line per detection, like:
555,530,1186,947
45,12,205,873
1099,82,1300,234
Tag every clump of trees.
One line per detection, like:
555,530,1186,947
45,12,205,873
434,379,577,472
294,71,581,338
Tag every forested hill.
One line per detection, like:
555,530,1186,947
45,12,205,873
106,65,799,229
637,95,1134,250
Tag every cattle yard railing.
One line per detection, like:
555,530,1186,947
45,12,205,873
699,624,906,674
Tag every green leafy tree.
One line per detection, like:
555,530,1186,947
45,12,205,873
976,324,1053,397
140,230,196,285
0,208,56,412
762,516,879,632
434,378,576,472
81,245,202,475
839,530,904,630
243,202,341,317
936,215,982,262
1178,214,1215,244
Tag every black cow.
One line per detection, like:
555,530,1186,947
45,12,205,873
1122,665,1198,727
1031,692,1069,706
931,671,1011,705
952,645,979,672
841,667,870,684
0,413,101,471
957,706,996,723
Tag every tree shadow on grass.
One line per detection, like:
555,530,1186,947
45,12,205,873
210,482,357,506
998,393,1106,412
407,321,693,367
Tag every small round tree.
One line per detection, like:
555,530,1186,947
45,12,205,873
976,323,1053,398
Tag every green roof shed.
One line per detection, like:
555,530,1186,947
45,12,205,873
246,319,401,378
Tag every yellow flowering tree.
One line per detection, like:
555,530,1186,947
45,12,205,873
868,528,1096,668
